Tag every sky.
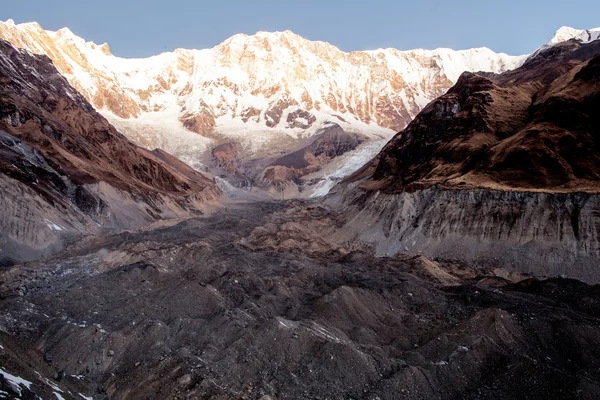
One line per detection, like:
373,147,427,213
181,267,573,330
2,0,599,58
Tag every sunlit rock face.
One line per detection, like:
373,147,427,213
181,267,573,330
0,20,526,149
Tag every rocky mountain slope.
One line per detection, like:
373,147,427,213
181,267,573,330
0,19,525,167
256,124,366,194
328,37,600,283
0,39,221,266
360,40,600,193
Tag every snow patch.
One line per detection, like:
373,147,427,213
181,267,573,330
306,139,388,197
276,317,299,329
44,219,65,232
0,367,33,396
306,322,347,344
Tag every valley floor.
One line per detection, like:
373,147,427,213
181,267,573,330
1,201,600,399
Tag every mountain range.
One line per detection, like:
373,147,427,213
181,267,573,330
0,20,526,173
1,18,600,400
2,21,596,197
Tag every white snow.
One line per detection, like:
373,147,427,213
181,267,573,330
0,367,33,396
306,138,389,197
0,19,528,164
310,179,338,198
549,26,600,44
46,380,63,392
54,392,66,400
276,317,299,329
307,322,347,344
44,219,65,232
79,394,93,400
413,93,431,109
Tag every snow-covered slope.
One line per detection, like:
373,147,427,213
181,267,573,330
0,19,527,161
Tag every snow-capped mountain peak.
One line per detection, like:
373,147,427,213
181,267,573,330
0,20,525,129
0,20,529,169
549,26,600,45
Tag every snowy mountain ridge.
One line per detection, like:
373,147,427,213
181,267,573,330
549,26,600,45
0,20,528,159
0,20,596,172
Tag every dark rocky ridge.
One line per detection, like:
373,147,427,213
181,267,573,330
257,124,364,192
355,39,600,193
329,39,600,283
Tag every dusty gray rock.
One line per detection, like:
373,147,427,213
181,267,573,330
1,202,600,399
327,184,600,283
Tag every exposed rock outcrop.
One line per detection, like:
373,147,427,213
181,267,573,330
179,105,216,136
328,184,600,283
211,142,240,175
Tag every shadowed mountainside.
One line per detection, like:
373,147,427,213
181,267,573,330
0,39,221,265
354,39,600,193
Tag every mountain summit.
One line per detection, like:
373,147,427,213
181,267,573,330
549,26,600,44
0,21,526,165
1,21,597,197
